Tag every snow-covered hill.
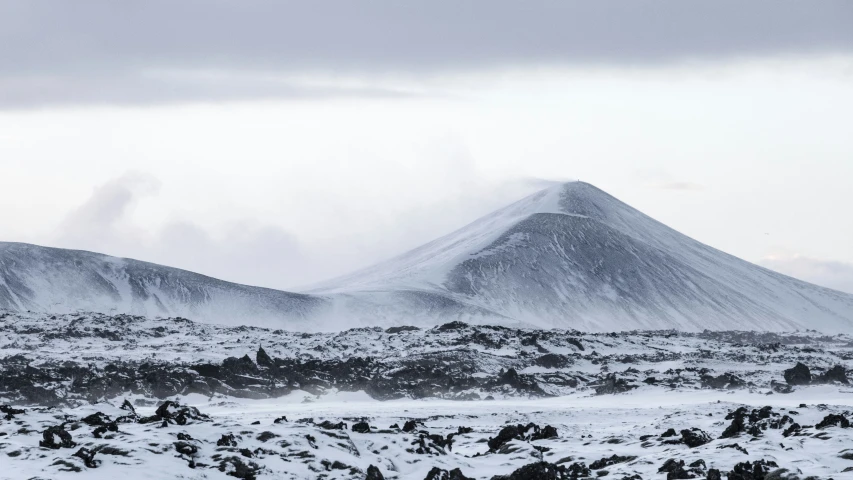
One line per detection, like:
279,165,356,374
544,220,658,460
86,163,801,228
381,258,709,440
311,182,853,332
3,182,853,332
0,242,325,328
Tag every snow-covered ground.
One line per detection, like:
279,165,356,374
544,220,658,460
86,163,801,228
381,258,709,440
3,389,853,479
2,311,853,478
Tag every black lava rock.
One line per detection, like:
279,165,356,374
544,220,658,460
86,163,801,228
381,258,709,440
425,467,474,480
680,428,712,448
256,346,274,368
725,459,778,480
366,464,386,480
40,425,75,449
218,456,262,479
352,421,371,433
490,462,569,480
595,374,637,395
589,454,636,470
783,363,811,386
816,413,850,429
174,441,198,456
73,447,100,468
81,412,112,426
816,365,849,384
403,420,419,432
488,423,542,451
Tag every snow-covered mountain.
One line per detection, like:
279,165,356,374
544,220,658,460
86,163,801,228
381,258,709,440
3,181,853,332
0,242,325,327
311,181,853,332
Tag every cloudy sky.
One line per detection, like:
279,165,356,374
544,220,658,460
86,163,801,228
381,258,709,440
1,1,852,293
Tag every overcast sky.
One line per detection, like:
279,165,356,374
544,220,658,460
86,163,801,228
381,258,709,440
2,1,852,293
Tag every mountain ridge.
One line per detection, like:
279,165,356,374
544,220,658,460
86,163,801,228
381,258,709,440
2,181,852,332
0,241,325,327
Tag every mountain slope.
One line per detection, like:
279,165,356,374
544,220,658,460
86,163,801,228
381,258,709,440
0,242,325,327
311,182,853,332
3,182,852,332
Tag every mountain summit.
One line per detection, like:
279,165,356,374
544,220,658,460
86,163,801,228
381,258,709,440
2,182,852,332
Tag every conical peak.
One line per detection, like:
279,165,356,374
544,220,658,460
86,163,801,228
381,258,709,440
556,181,625,219
514,181,630,221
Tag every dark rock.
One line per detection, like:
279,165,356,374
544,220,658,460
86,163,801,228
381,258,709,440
718,443,749,455
500,368,521,387
140,401,210,426
590,454,636,470
1,405,25,420
39,425,75,449
566,462,590,478
770,381,793,394
120,399,136,414
816,413,850,429
218,433,239,446
73,447,100,468
531,425,558,441
490,462,568,480
816,365,849,384
488,423,537,451
436,321,468,332
403,420,419,432
352,421,371,433
366,464,386,480
680,428,712,448
92,421,119,438
425,467,475,480
724,459,778,480
256,431,279,442
659,459,684,474
783,363,811,386
595,374,637,395
534,354,572,369
256,346,274,368
218,456,262,479
782,423,801,437
273,416,288,424
385,326,420,334
720,407,748,439
317,420,346,430
701,373,746,390
81,412,112,426
174,441,198,456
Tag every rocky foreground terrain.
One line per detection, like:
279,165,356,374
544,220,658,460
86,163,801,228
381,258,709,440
2,311,853,479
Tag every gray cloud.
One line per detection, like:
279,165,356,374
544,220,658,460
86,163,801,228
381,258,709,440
760,254,853,295
0,71,419,110
2,0,851,108
55,173,313,290
59,172,161,246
